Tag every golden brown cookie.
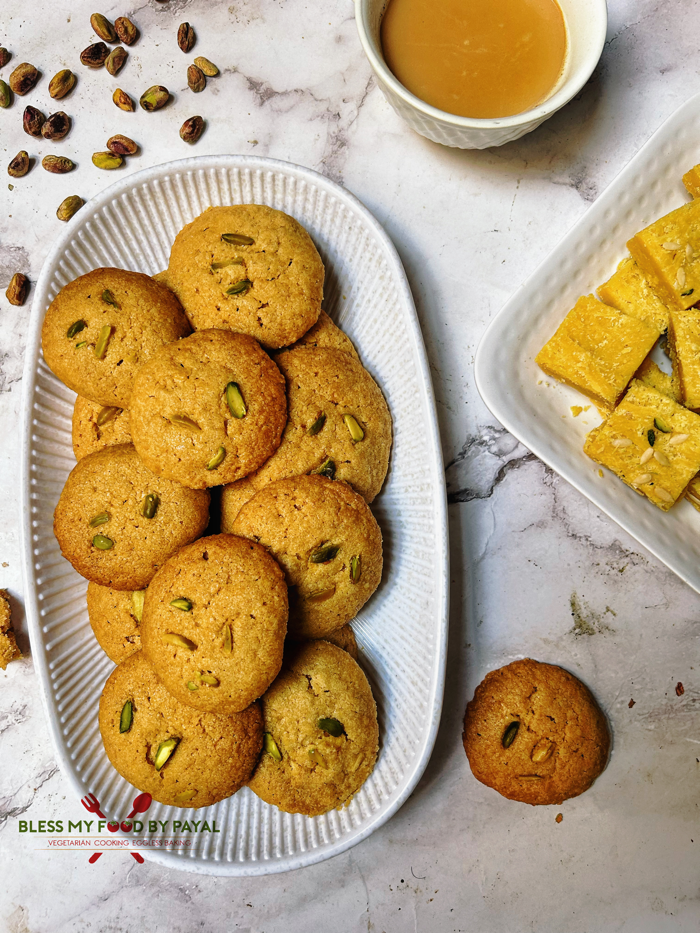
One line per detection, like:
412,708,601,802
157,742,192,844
140,534,288,714
316,626,358,660
99,651,263,809
41,268,191,408
232,475,382,638
284,311,359,361
165,205,324,348
128,329,287,490
0,590,21,670
53,444,210,590
87,583,145,663
248,641,378,816
462,659,610,806
220,477,259,530
72,396,132,461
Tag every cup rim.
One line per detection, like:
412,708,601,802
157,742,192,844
354,0,608,131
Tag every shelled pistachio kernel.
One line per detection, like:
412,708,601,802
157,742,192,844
5,273,28,306
8,152,30,178
42,155,74,174
187,64,205,93
9,62,39,95
90,13,117,42
309,543,339,564
199,673,219,686
119,700,133,733
174,788,196,804
343,413,364,442
154,737,179,771
48,69,76,100
94,324,113,359
186,680,199,691
318,717,344,737
314,458,336,480
67,319,87,339
0,80,11,109
306,585,336,603
101,288,119,307
170,413,201,431
57,195,84,222
194,56,219,77
141,493,159,519
95,407,120,429
169,598,192,612
307,413,326,436
263,732,282,761
219,624,232,653
105,47,127,77
80,42,109,68
139,85,170,111
502,721,519,748
89,511,110,527
654,416,671,433
107,134,137,156
180,115,204,143
206,446,226,470
0,49,10,69
131,590,145,622
226,382,246,418
224,279,251,296
178,22,195,53
531,739,554,763
92,534,114,550
222,233,255,246
92,151,122,170
23,106,45,137
349,554,361,583
42,111,71,140
114,16,138,46
113,88,134,111
308,748,327,768
161,633,196,650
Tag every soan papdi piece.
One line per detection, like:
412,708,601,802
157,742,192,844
668,307,700,409
683,163,700,200
0,590,21,670
597,256,670,334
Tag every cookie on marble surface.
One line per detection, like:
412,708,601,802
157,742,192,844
53,444,210,590
129,329,287,490
41,268,191,408
165,205,324,348
0,590,21,671
283,310,359,361
140,534,288,714
99,651,263,809
87,582,145,663
72,396,132,461
462,658,610,806
247,641,378,816
232,475,382,639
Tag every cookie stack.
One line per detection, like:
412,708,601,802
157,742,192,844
44,204,391,815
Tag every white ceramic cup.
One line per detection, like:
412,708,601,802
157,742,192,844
355,0,608,150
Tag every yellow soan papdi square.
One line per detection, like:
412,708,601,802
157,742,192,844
683,164,700,199
627,199,700,309
668,307,700,410
584,379,700,511
597,256,669,333
535,295,660,410
634,356,681,403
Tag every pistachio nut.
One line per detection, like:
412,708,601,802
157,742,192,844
502,721,520,749
48,69,76,100
7,151,30,178
90,13,117,42
187,63,205,93
105,46,127,77
226,382,246,419
186,681,199,691
113,87,134,111
224,279,251,296
654,416,672,433
115,17,138,46
318,717,344,737
221,233,254,246
94,323,113,359
194,56,219,77
0,79,11,109
95,406,120,426
42,111,71,140
89,512,111,527
66,319,87,339
170,413,201,431
101,288,120,307
169,598,193,612
530,739,555,763
263,732,282,761
178,22,196,53
56,195,85,222
92,534,114,550
92,150,123,170
0,48,11,69
219,624,233,654
119,700,133,733
161,632,196,649
141,493,160,519
42,155,75,174
349,554,361,584
343,413,365,442
154,737,179,771
309,543,339,564
306,585,336,603
307,413,326,436
23,105,45,137
179,114,204,143
9,63,40,95
313,458,336,480
140,85,170,111
131,590,145,623
5,273,28,307
173,788,197,804
206,446,226,470
199,673,219,686
80,42,109,68
107,133,138,156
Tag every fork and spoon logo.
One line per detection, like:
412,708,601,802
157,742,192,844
80,791,152,863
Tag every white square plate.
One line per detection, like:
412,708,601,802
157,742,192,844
475,93,700,595
20,156,448,875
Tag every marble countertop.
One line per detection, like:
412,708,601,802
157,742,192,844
2,0,700,929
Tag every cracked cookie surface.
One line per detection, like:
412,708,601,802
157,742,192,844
72,395,132,460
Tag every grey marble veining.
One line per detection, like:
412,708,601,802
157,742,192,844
2,0,700,929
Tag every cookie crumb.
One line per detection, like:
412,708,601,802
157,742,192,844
598,469,604,478
555,813,563,823
676,682,685,696
628,698,635,708
0,590,21,670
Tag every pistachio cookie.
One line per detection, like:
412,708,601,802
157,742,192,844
41,268,191,408
140,534,288,714
165,205,324,348
99,651,263,809
290,625,358,661
87,583,146,664
72,396,132,461
462,659,610,806
53,444,210,590
232,475,382,639
248,641,378,816
284,311,359,361
129,329,287,489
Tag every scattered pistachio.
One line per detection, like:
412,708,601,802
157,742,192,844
343,413,365,442
57,195,84,222
194,56,219,77
105,46,128,76
92,534,114,550
222,233,255,246
210,258,243,271
307,413,326,436
263,732,282,761
226,382,246,419
310,543,339,564
654,416,671,433
306,585,336,603
113,87,134,111
42,111,71,141
206,446,226,470
169,598,193,612
349,554,361,584
318,717,344,737
187,63,206,93
219,624,233,654
174,788,197,804
48,69,76,100
119,700,133,733
170,413,201,431
161,633,196,649
654,449,670,466
5,273,28,306
94,324,113,359
308,748,327,768
0,79,11,109
502,721,519,749
102,288,120,307
42,155,74,174
224,279,251,296
141,493,160,519
178,22,196,53
9,63,39,95
89,512,111,527
154,737,179,771
140,85,170,111
90,13,117,42
80,42,110,68
131,590,145,622
647,428,655,447
75,341,87,349
92,150,122,170
180,114,205,143
66,319,87,339
186,681,199,691
107,133,138,156
314,458,336,480
199,673,219,686
0,49,11,69
23,106,45,137
682,288,695,297
115,16,138,45
7,151,30,178
530,739,554,763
